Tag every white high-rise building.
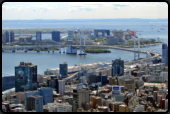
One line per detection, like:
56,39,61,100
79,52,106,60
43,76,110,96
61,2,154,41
68,31,73,40
58,80,65,96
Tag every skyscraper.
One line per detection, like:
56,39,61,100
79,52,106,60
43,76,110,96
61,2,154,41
162,43,168,66
27,95,43,112
112,58,124,77
15,62,38,92
10,31,15,42
2,34,6,45
4,31,9,42
52,30,60,42
58,80,65,96
73,88,90,112
68,31,73,40
36,31,42,43
60,62,68,78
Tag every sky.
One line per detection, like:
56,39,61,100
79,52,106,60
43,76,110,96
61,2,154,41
2,2,168,20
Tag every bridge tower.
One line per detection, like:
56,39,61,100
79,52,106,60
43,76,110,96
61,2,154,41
127,30,142,60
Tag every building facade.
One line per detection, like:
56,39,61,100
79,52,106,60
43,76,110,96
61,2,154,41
15,62,38,92
162,44,168,66
73,88,90,112
52,31,60,42
10,31,15,42
68,31,73,40
113,30,123,39
4,31,9,42
2,33,6,45
60,62,68,78
58,80,65,96
36,31,42,43
27,95,43,112
112,58,124,77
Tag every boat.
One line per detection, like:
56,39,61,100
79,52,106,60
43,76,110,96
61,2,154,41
157,29,161,32
79,51,87,55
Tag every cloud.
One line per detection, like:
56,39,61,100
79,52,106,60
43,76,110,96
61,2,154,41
2,5,24,10
69,2,103,11
111,2,130,7
3,4,58,12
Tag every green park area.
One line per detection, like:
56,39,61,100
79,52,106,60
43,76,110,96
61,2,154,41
94,38,104,42
85,48,111,53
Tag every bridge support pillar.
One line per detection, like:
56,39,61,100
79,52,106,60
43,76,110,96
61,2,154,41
37,47,40,52
59,47,61,53
48,47,50,53
12,48,15,52
24,48,27,52
63,47,65,53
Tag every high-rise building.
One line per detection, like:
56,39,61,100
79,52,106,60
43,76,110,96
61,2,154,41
26,95,43,112
52,30,60,42
10,31,15,42
15,62,38,92
112,58,124,77
162,44,168,66
113,30,123,39
60,62,68,78
68,31,73,40
4,31,9,42
88,75,97,84
73,88,90,112
2,34,6,45
58,80,65,96
36,31,42,43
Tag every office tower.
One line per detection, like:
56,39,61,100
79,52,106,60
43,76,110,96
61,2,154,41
58,80,65,96
79,76,86,84
162,44,168,66
26,37,32,43
109,77,115,85
24,87,53,109
26,95,43,112
36,31,42,43
52,30,60,42
2,34,6,45
68,31,73,40
73,88,90,112
15,62,38,92
10,31,15,42
4,31,9,42
60,62,68,78
102,75,107,85
88,75,97,84
113,30,123,39
124,79,135,90
112,58,124,77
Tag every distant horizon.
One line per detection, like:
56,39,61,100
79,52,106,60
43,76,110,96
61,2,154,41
2,18,168,21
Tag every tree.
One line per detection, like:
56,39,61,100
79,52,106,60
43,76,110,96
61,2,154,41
45,84,48,87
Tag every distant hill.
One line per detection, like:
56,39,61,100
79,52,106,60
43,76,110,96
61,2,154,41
2,18,168,23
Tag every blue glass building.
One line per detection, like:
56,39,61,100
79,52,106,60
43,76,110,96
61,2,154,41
15,62,38,92
112,58,124,77
52,30,60,42
162,43,168,66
